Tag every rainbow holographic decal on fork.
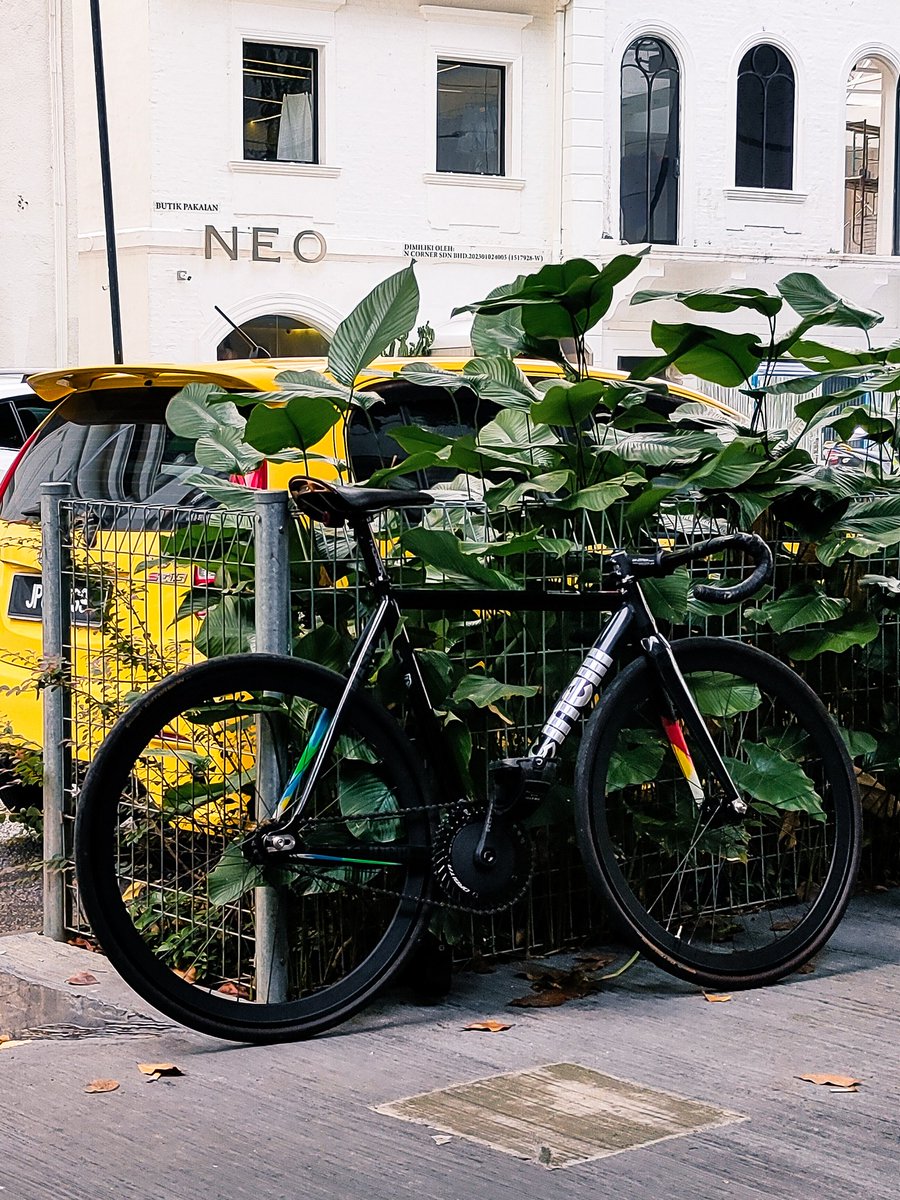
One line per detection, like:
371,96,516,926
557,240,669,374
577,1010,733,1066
660,717,706,805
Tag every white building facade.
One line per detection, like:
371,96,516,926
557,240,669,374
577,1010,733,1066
5,0,900,368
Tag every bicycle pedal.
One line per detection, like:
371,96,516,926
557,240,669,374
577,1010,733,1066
489,757,556,817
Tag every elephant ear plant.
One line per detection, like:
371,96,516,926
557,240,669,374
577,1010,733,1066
159,257,900,914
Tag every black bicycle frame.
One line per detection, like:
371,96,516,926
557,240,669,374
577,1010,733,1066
275,519,744,835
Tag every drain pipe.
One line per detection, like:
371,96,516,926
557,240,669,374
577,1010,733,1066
552,0,573,263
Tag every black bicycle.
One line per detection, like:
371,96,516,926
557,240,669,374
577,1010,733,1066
75,477,862,1042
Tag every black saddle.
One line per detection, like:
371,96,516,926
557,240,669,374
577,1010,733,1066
289,475,432,526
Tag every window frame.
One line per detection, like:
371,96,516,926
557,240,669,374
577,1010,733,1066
619,35,681,246
241,38,320,166
735,43,796,191
435,57,507,178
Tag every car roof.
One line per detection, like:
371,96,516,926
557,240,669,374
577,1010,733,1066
25,358,742,418
0,379,36,402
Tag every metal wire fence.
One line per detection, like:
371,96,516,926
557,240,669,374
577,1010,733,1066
42,486,899,962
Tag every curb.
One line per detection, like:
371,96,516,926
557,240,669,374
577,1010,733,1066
0,932,176,1037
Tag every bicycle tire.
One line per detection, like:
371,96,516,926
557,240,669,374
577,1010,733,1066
574,638,861,989
75,653,431,1042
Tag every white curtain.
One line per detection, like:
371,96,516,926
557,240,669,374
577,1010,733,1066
277,92,313,162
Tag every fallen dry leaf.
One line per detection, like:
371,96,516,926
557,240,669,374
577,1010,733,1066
793,960,816,975
431,1135,453,1145
84,1079,119,1094
703,992,733,1003
0,1039,32,1051
574,952,617,971
218,980,251,999
66,936,100,953
463,1020,511,1032
509,990,570,1008
66,971,100,986
172,965,198,984
771,919,799,933
137,1062,184,1082
798,1073,861,1089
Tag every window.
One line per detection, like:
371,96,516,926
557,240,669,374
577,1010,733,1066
620,37,680,244
436,60,505,176
243,42,318,164
217,315,329,360
843,58,899,255
735,45,795,190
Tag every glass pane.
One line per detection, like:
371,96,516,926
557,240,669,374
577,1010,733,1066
437,60,504,176
216,315,330,360
620,38,679,245
243,42,317,164
735,46,794,190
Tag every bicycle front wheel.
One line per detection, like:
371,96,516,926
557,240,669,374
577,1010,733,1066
575,638,861,989
75,654,431,1042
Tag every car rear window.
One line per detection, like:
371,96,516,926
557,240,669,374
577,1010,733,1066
0,388,219,524
347,381,499,486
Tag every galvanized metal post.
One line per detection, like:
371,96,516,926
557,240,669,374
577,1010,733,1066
41,482,73,941
253,490,292,1001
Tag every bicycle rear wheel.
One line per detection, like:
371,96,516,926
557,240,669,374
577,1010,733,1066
75,653,431,1042
575,638,861,988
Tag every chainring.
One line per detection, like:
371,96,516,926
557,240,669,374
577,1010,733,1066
432,808,534,914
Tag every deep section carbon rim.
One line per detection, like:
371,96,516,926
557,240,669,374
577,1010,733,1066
575,638,860,987
75,654,430,1041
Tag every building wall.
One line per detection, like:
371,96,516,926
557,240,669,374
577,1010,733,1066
0,0,76,367
13,0,900,367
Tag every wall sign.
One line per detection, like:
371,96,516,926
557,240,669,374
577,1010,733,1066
403,242,544,262
156,201,220,212
204,225,327,264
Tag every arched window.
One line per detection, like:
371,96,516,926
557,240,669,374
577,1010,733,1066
620,36,680,245
736,44,795,189
216,314,330,360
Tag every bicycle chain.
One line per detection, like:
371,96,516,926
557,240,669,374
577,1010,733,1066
279,800,535,917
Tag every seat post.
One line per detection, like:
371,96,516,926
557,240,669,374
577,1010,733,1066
351,515,391,594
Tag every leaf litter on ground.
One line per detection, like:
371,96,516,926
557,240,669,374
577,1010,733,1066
798,1073,861,1092
463,1020,512,1032
509,951,639,1008
84,1079,120,1094
66,971,99,986
138,1062,184,1082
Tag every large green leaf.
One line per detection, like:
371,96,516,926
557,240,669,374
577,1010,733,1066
560,473,642,512
245,395,342,456
594,427,720,466
744,583,849,634
777,273,883,332
688,672,762,717
631,286,783,318
167,384,260,473
452,673,539,707
339,766,400,842
632,323,763,388
606,728,666,790
685,439,768,489
400,527,517,589
725,743,825,819
208,842,264,907
328,262,420,387
641,570,691,621
531,379,616,426
783,612,879,660
194,595,255,658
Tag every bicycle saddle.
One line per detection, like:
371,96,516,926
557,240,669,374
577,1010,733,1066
289,475,433,525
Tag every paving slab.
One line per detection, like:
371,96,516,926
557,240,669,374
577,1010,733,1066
0,890,898,1200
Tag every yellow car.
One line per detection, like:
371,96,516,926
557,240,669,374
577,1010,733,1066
0,357,738,809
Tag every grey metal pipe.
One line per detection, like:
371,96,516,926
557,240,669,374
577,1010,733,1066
253,490,292,1002
40,482,73,941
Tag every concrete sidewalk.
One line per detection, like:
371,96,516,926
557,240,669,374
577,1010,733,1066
1,890,898,1200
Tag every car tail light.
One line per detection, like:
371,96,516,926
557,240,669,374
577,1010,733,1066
0,427,42,503
192,565,217,587
230,462,268,489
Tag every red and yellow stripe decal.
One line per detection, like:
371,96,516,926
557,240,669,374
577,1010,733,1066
660,718,705,804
